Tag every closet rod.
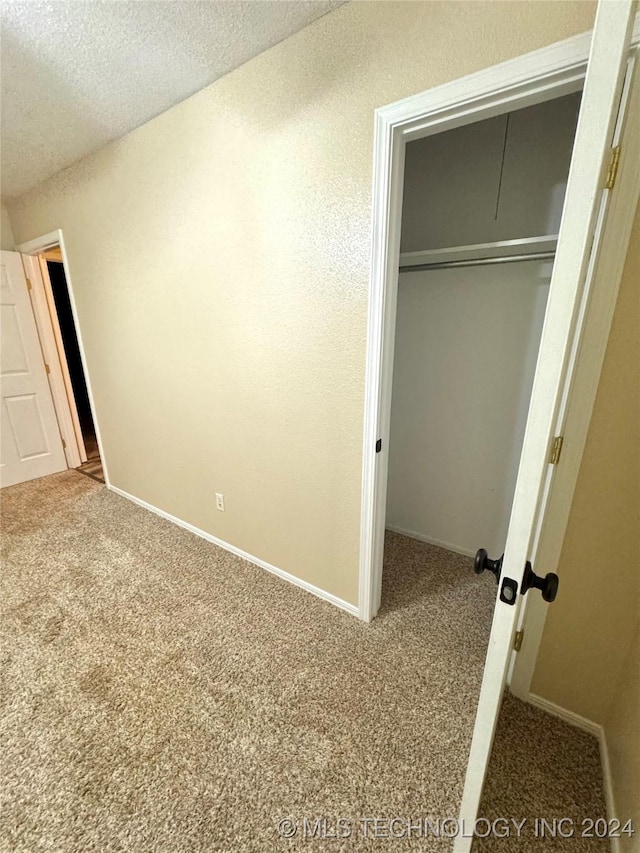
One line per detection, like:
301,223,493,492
399,251,555,273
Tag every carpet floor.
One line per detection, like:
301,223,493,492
476,696,608,852
0,472,607,851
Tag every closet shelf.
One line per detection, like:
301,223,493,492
399,234,558,273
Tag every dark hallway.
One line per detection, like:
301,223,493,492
47,260,103,482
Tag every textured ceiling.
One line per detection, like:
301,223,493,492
0,0,344,199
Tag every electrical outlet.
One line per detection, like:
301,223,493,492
215,493,225,512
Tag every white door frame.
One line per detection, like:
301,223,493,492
17,229,110,486
510,53,640,700
0,250,67,487
21,253,86,469
359,17,640,671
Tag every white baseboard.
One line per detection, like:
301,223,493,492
107,484,360,619
527,692,602,736
527,693,619,853
385,525,475,558
598,728,620,853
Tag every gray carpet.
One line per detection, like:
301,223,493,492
0,472,607,851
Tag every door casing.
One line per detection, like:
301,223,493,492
0,250,67,486
509,51,640,700
17,229,110,487
359,17,640,700
21,252,86,469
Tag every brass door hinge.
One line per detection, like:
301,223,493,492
513,629,524,652
26,277,32,291
44,363,51,375
605,145,621,190
62,439,66,449
550,435,564,465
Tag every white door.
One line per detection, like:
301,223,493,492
455,2,636,849
0,250,67,487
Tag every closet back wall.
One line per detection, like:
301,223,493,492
387,264,549,556
386,95,580,557
8,2,596,607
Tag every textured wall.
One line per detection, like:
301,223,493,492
605,628,640,852
533,202,639,832
8,1,596,606
1,203,15,250
532,202,639,724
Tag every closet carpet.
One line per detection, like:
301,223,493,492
1,472,607,852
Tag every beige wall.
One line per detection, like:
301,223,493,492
533,203,639,837
1,202,15,250
533,203,639,721
605,628,640,853
7,1,596,606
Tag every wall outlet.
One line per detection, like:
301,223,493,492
215,493,225,512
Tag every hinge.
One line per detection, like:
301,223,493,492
513,629,524,652
62,439,66,449
550,435,564,465
605,145,621,190
26,277,32,291
45,363,51,375
375,439,382,453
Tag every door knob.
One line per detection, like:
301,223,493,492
521,561,559,602
474,548,503,583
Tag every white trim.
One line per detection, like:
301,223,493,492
458,0,636,837
0,250,67,486
361,10,639,847
38,255,87,463
360,30,595,624
510,50,640,699
20,254,83,469
360,13,640,626
599,730,620,853
385,525,475,558
16,230,61,255
16,229,110,487
527,693,620,853
527,692,601,736
107,484,360,618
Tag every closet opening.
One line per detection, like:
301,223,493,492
380,91,582,624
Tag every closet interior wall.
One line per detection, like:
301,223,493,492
386,93,581,558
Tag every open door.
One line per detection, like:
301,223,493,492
21,252,87,470
0,251,67,487
455,1,637,848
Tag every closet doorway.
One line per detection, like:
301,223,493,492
385,93,581,610
360,4,637,836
